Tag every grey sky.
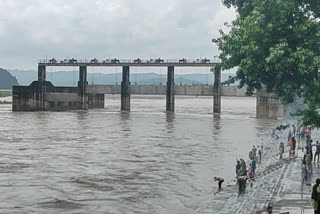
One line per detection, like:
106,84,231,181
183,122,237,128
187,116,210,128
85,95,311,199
0,0,236,70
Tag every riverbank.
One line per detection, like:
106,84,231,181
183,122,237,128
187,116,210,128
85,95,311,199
0,91,11,97
195,125,320,214
194,133,287,213
195,127,320,214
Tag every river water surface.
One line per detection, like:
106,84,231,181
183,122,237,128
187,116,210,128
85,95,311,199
0,95,277,213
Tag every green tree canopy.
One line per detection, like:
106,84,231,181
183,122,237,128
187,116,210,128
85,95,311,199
214,0,320,126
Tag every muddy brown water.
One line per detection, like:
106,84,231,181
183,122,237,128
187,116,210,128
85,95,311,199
0,95,277,213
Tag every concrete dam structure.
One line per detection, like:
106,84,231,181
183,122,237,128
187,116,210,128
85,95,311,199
86,85,248,97
12,58,283,119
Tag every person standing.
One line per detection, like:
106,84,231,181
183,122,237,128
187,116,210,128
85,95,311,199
260,139,264,153
315,141,320,162
214,177,224,191
238,176,248,193
252,145,257,160
288,130,292,142
306,151,313,174
237,159,247,194
292,137,296,156
257,145,262,163
238,158,246,176
249,150,254,160
310,140,314,161
236,160,241,175
250,158,256,179
289,138,293,158
312,178,320,214
279,142,284,160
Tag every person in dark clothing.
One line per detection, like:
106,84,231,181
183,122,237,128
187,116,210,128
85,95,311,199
214,177,224,191
312,178,320,213
236,160,241,175
249,159,256,179
291,137,296,156
238,159,247,176
237,175,248,193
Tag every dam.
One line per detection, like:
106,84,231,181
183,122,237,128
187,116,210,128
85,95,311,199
12,58,283,119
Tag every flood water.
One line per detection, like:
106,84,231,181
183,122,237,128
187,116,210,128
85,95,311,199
0,95,277,213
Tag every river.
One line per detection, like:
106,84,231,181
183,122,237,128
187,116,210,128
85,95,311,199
0,95,277,213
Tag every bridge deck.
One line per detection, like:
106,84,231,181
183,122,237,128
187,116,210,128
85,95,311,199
38,58,220,67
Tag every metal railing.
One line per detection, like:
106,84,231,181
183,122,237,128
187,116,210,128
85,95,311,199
38,58,221,65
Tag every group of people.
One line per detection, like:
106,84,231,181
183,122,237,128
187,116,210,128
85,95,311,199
213,122,320,213
214,146,261,193
290,124,320,213
214,141,264,192
234,143,262,193
248,145,261,178
303,139,320,176
235,158,248,193
278,124,299,160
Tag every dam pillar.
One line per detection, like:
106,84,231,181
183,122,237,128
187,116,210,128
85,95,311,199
166,66,175,112
121,66,130,111
38,65,46,81
213,66,221,114
256,90,284,119
78,66,88,110
37,65,46,110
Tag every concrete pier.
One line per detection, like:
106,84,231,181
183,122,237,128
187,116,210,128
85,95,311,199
121,66,130,111
37,65,46,110
78,66,88,110
213,66,221,114
166,66,175,112
256,90,283,119
38,65,46,82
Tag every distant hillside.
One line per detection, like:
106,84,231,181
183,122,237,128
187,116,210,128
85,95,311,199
7,69,236,86
0,68,19,89
7,69,37,86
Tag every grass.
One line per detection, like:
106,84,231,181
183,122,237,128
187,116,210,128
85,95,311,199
0,91,12,97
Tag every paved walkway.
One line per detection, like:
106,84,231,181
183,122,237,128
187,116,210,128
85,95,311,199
194,142,289,214
270,148,320,214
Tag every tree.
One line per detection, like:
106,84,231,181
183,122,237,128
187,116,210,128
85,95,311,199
213,0,320,126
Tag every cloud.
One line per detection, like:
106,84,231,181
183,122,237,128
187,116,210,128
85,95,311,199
0,0,236,69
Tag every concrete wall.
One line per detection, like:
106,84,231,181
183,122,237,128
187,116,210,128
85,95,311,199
13,82,251,112
256,90,284,119
86,85,249,97
88,94,105,108
12,84,38,111
13,81,104,111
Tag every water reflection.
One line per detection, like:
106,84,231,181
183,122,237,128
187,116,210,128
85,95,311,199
165,112,175,133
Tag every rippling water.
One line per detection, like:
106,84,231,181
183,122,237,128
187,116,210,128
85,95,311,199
0,95,277,213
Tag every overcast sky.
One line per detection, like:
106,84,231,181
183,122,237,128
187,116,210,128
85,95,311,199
0,0,236,70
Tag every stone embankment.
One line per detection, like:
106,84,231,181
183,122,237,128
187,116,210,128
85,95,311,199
195,130,315,214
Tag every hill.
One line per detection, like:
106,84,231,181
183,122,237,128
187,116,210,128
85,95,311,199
0,68,19,89
7,69,236,86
